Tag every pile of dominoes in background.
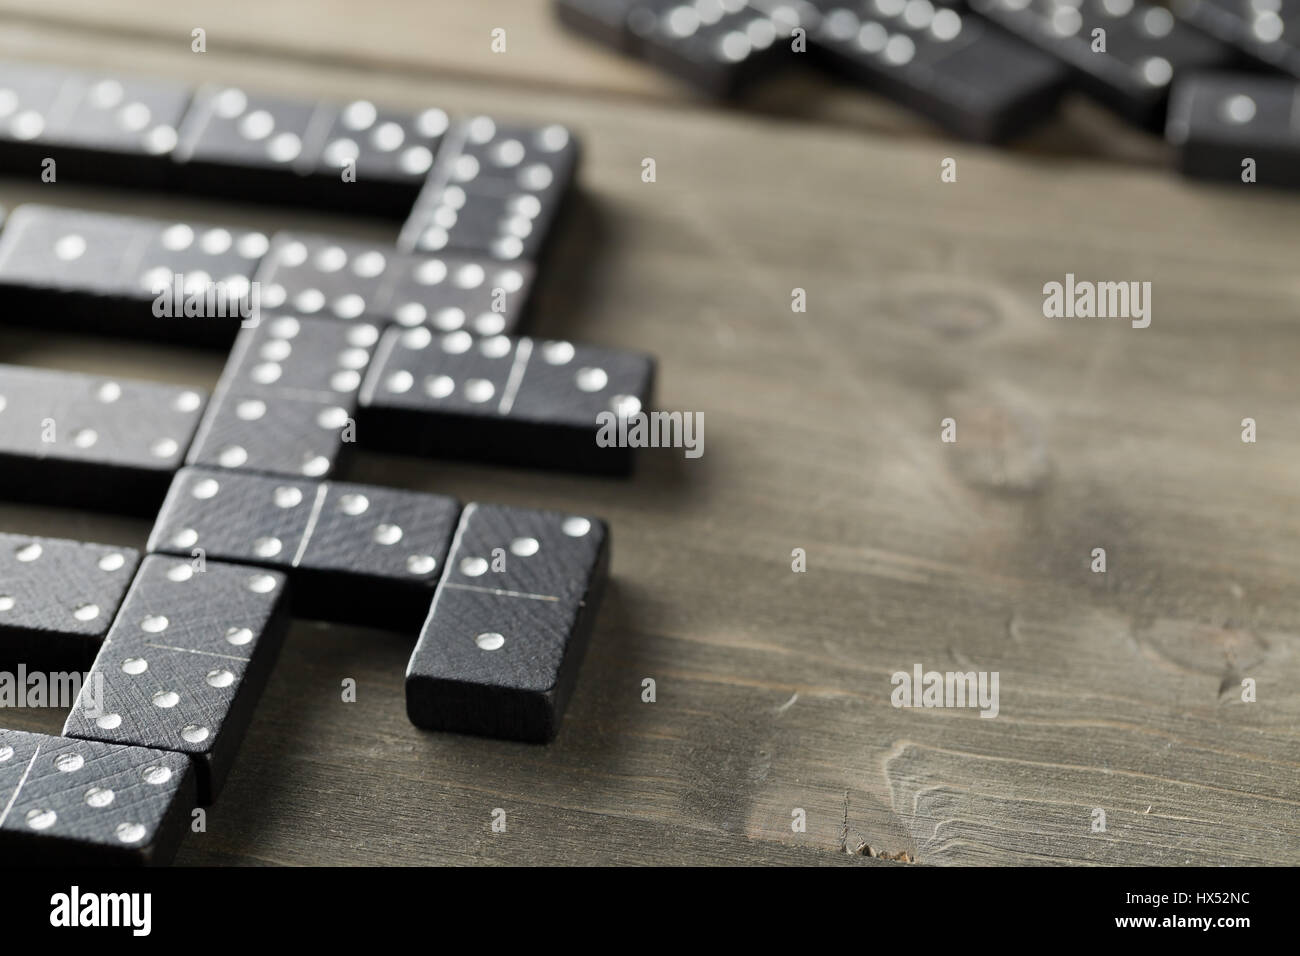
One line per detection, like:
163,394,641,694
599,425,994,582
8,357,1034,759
0,61,657,864
557,0,1300,188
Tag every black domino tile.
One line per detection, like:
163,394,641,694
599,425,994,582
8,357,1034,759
632,0,793,96
398,116,580,263
556,1,807,95
185,387,353,481
379,248,537,336
968,0,1234,128
297,479,460,629
172,85,451,217
0,364,206,515
219,313,380,398
149,466,461,631
0,205,266,347
406,503,610,742
554,0,641,51
0,729,196,866
359,327,656,475
1172,0,1300,79
171,84,334,205
0,62,190,187
149,469,314,574
185,314,376,480
254,233,397,324
312,99,452,217
1166,71,1300,188
251,232,536,335
0,533,140,671
64,556,291,804
402,186,556,263
804,0,1068,141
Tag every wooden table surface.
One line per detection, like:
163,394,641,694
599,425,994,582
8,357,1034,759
1,3,1298,866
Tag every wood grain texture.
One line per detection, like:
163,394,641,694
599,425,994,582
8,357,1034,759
0,11,1296,865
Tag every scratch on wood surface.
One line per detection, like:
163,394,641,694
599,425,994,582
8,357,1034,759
840,790,850,853
775,692,798,715
885,740,1300,809
862,846,916,862
1006,613,1026,645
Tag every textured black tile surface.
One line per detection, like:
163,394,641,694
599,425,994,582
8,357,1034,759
173,85,450,215
63,556,291,803
149,466,461,631
799,0,1068,141
0,729,196,866
0,204,266,346
1172,0,1300,79
254,233,397,324
381,247,536,336
556,1,799,95
172,84,334,205
297,478,460,629
185,387,353,480
220,313,380,398
968,0,1232,127
311,99,451,216
1166,72,1300,188
633,0,792,96
399,116,579,262
406,503,610,742
251,232,536,335
0,533,140,671
0,363,206,515
359,327,656,474
0,62,190,187
185,314,375,479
